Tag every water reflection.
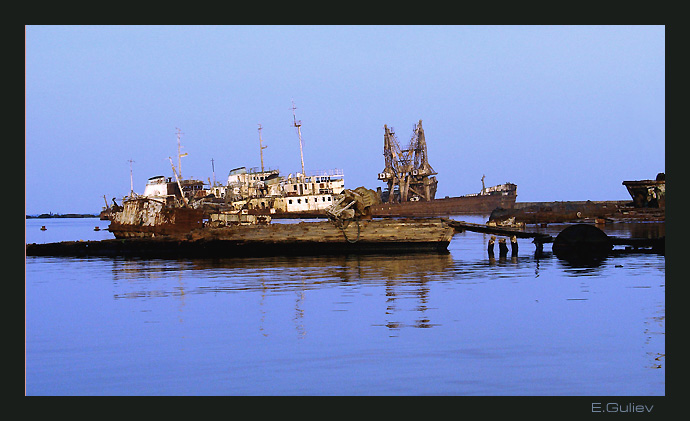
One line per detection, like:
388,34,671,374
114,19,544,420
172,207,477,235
518,220,665,240
26,218,666,395
294,277,306,339
557,255,609,272
110,254,456,336
548,221,664,271
111,254,456,292
103,220,665,339
384,272,437,333
108,247,619,337
644,303,665,370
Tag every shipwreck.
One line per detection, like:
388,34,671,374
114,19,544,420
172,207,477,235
27,185,454,258
370,120,517,217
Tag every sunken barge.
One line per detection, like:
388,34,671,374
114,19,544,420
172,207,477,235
26,218,454,258
488,173,665,225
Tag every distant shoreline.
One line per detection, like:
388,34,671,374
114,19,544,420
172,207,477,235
26,213,99,219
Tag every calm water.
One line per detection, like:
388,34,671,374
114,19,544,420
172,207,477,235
25,217,665,396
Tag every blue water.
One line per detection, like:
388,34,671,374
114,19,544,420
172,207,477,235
25,217,665,395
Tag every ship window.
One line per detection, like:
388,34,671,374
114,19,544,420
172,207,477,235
328,197,331,201
322,197,325,202
314,198,318,202
289,199,293,204
297,199,301,204
293,185,297,191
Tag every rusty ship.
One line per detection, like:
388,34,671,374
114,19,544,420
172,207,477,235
369,120,517,217
487,173,665,225
622,172,665,209
27,182,454,257
371,181,517,217
201,102,348,219
216,117,517,219
28,216,454,258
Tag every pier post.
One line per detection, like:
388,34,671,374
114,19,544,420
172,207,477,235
488,235,495,258
510,235,518,257
534,240,544,258
498,238,509,257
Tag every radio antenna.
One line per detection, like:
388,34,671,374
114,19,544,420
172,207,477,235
258,124,267,172
175,127,187,179
291,99,305,181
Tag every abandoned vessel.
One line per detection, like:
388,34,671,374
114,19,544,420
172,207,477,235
27,186,454,257
622,172,665,209
371,181,517,217
487,173,666,225
370,120,517,217
221,166,346,219
197,103,347,219
27,218,454,257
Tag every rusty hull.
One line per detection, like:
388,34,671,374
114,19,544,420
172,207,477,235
28,218,455,257
489,201,620,224
370,193,516,217
107,197,204,238
489,200,664,224
623,179,665,209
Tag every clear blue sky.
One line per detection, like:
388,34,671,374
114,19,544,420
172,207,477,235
25,25,665,214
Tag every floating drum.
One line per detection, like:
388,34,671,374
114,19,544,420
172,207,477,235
552,224,612,258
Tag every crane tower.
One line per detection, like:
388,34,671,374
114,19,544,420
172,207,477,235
378,119,438,203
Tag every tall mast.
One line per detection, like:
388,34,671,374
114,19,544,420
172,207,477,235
127,158,135,196
291,99,305,181
258,123,267,172
175,127,187,179
211,158,216,186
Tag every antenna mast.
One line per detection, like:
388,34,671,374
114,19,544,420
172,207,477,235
175,127,187,179
258,123,267,172
127,158,135,196
211,158,216,186
291,99,305,181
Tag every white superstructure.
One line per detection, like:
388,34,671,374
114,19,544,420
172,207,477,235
143,175,180,199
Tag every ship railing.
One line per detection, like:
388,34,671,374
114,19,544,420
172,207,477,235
248,166,279,174
307,168,344,177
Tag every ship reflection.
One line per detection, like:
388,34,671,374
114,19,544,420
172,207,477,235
110,253,455,336
383,268,438,335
